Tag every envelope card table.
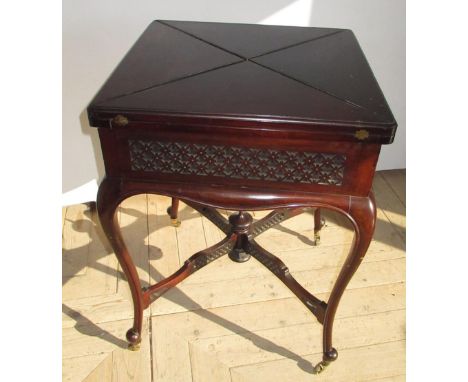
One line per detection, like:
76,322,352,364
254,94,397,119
87,20,397,374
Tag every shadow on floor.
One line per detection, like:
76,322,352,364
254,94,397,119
63,199,320,370
62,192,405,371
62,303,128,349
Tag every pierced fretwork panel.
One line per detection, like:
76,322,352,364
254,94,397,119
128,139,346,186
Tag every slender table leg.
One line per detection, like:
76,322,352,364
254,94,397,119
97,179,237,350
167,197,181,227
314,208,325,245
315,193,376,373
96,177,145,350
96,180,376,373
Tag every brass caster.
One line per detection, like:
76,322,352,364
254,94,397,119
314,232,320,246
313,361,329,374
128,342,141,351
170,218,181,227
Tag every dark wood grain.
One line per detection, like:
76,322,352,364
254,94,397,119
253,30,394,121
97,126,381,197
91,21,242,105
89,20,397,373
88,20,396,143
161,20,342,58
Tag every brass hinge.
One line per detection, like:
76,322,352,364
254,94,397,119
111,114,129,128
355,129,369,140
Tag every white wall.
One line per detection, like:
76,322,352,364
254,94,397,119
63,0,405,205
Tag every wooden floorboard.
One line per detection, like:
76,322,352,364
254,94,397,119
380,169,406,207
373,172,406,243
62,170,406,381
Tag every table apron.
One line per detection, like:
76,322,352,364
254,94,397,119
98,127,381,197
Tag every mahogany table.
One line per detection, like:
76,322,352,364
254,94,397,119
87,20,397,374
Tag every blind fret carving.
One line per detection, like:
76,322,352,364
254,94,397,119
128,139,346,186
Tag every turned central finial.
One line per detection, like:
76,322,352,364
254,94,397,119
228,211,253,234
228,211,253,263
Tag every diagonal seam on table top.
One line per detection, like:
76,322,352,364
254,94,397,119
158,20,246,60
250,60,366,111
94,22,379,119
156,21,374,114
94,22,346,107
250,30,393,122
94,61,379,122
93,59,244,106
159,20,344,61
94,60,374,120
249,30,343,60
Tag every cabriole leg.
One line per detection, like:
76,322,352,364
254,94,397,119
314,208,325,246
167,197,181,227
315,193,376,373
97,177,144,351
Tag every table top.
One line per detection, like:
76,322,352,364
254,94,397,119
88,20,397,143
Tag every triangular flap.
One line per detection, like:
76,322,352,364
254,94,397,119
161,20,342,58
98,61,380,124
253,30,394,123
91,21,242,104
